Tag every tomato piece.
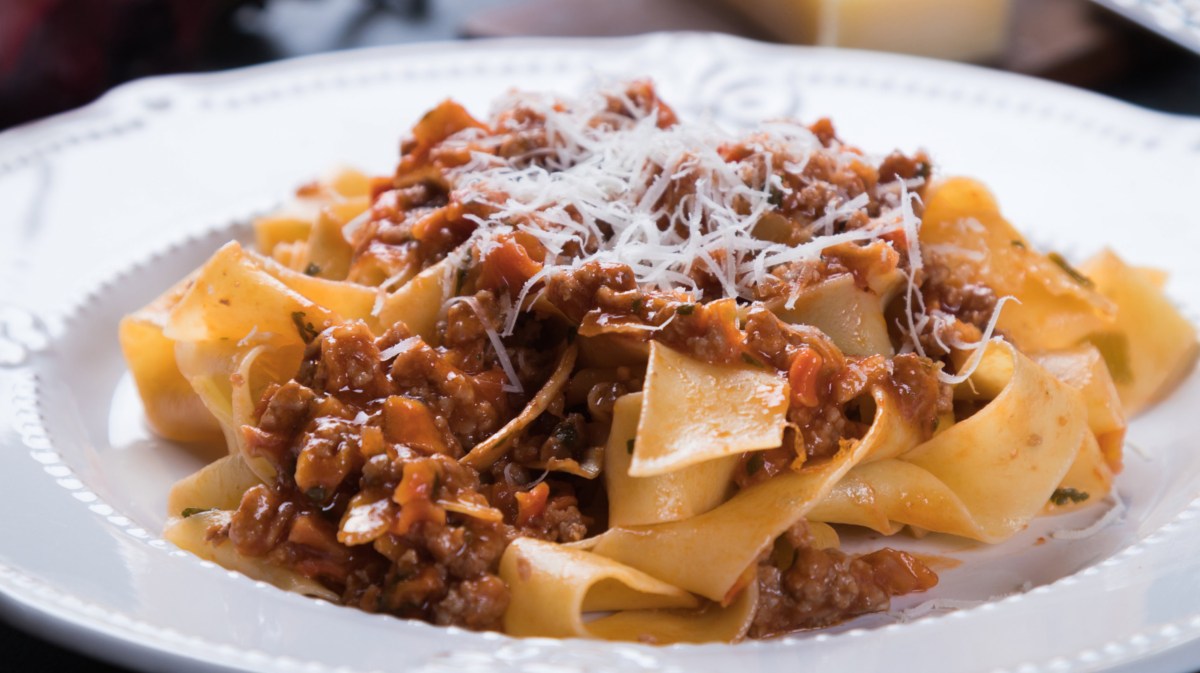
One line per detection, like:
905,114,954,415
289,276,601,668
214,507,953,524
788,348,824,408
479,236,543,292
383,396,448,454
391,460,445,535
412,100,487,147
515,482,550,527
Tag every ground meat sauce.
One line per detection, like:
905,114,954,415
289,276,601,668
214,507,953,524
738,307,950,482
913,252,999,357
226,82,964,638
750,522,938,637
233,321,593,630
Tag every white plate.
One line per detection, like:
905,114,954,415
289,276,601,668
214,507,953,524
2,32,1200,673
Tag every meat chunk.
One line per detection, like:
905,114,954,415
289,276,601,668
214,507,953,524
749,523,936,637
311,322,390,397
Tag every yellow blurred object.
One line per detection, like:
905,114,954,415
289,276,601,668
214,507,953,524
1034,345,1126,471
255,215,312,260
253,167,372,273
719,0,1013,62
1079,250,1199,416
118,272,225,446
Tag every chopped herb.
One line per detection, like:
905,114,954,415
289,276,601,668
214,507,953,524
454,266,469,295
1050,487,1090,506
552,421,581,450
1011,240,1026,249
1081,331,1133,384
630,297,644,315
626,439,635,454
291,311,319,343
304,262,321,276
180,507,214,518
768,188,784,207
741,352,764,368
746,453,765,475
676,303,696,316
306,486,328,502
1048,252,1095,288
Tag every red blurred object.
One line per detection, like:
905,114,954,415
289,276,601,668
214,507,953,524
0,0,255,130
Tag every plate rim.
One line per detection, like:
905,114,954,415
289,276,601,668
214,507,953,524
3,31,1199,173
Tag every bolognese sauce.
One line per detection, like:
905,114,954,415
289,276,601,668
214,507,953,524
205,80,959,636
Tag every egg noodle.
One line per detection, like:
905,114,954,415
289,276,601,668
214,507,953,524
121,81,1196,642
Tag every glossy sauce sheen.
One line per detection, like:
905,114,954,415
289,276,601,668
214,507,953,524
221,82,958,636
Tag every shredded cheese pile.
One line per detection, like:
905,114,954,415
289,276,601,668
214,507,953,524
433,85,1004,384
448,90,922,325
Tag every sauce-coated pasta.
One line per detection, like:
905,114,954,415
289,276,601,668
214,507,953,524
122,81,1197,642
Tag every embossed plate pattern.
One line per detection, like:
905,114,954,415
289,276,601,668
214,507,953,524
1,33,1200,673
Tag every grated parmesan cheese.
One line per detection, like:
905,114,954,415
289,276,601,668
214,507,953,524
892,597,989,621
444,86,923,338
892,581,1034,622
447,296,524,394
236,325,260,348
379,336,421,362
1126,441,1153,462
938,295,1018,385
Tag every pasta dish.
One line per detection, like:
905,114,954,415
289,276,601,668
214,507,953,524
120,81,1196,642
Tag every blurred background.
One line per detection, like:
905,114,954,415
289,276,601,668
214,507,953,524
1,0,1199,133
0,0,1198,671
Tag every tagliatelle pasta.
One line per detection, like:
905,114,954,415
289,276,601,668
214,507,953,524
808,341,1089,541
121,81,1196,642
605,392,740,527
631,340,790,477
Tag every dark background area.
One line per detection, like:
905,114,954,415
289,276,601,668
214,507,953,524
0,0,1198,670
3,0,1200,132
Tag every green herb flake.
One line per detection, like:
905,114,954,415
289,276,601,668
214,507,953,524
553,421,581,450
1080,331,1134,385
1011,240,1026,249
304,262,321,276
768,188,784,207
746,453,765,475
676,303,696,316
1048,252,1095,288
626,439,635,455
306,486,328,502
180,507,215,518
291,311,319,343
741,353,764,368
454,266,469,295
630,297,644,315
1050,487,1090,506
